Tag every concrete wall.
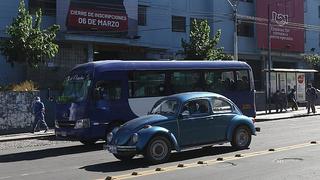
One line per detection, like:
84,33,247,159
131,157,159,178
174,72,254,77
0,91,40,135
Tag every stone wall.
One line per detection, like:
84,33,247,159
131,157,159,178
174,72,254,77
0,91,40,135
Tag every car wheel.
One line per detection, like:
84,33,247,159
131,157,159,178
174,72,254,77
231,126,251,150
145,136,171,164
113,154,135,161
80,140,97,146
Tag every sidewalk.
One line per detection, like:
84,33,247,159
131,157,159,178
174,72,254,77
1,106,320,142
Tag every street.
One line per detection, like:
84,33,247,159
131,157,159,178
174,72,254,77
1,116,320,180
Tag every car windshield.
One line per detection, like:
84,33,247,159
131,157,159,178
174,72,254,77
58,74,91,103
150,99,179,116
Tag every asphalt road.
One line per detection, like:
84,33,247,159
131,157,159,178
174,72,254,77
1,116,320,180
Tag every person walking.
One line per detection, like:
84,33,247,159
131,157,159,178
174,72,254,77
287,89,298,111
272,90,281,113
279,89,288,112
32,96,49,133
306,84,318,114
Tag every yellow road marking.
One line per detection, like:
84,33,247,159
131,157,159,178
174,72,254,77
97,142,318,180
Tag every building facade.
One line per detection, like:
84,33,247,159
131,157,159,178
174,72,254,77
0,0,319,90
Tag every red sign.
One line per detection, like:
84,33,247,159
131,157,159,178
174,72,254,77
67,7,128,32
256,0,304,52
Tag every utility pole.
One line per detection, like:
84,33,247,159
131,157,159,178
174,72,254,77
226,0,238,61
267,3,272,113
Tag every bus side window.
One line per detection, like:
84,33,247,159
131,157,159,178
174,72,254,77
95,81,122,101
235,70,250,91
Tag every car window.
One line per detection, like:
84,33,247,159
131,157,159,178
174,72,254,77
211,98,233,114
182,99,210,116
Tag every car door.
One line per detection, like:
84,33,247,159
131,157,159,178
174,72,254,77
178,98,214,147
210,97,237,142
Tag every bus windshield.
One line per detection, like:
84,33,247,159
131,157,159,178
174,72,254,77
150,99,179,116
59,74,91,103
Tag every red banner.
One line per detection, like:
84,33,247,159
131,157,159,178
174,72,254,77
67,7,128,32
256,0,304,52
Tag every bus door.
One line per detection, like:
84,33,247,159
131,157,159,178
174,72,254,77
92,72,127,128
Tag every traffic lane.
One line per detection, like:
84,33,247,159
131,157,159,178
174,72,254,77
104,142,320,180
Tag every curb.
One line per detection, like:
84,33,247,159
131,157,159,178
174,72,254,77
255,113,320,122
0,133,55,142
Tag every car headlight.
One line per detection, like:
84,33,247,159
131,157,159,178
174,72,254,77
74,119,90,129
131,133,139,144
107,132,113,143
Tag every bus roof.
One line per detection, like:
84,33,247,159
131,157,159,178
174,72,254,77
74,60,251,73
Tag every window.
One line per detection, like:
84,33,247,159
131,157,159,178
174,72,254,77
183,99,210,116
172,16,186,32
95,81,122,101
29,0,56,16
129,71,166,98
203,70,235,93
138,5,147,26
171,71,202,93
237,22,254,37
319,6,320,18
239,0,253,2
211,98,233,114
235,70,250,91
304,0,308,12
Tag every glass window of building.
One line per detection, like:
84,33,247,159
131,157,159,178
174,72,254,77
237,22,254,37
138,5,147,26
29,0,56,16
172,16,186,32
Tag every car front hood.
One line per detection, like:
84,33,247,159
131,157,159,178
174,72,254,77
113,115,169,145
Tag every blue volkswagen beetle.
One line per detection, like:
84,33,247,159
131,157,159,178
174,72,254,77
105,92,258,164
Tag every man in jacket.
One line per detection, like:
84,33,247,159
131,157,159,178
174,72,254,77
32,97,49,133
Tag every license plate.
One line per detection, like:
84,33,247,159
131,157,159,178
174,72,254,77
108,145,117,154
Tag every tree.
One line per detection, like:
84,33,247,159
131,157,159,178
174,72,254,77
181,19,233,60
304,54,320,70
0,0,60,68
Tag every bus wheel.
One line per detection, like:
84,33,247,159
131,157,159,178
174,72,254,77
80,140,97,146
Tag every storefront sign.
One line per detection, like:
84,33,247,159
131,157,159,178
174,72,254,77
256,0,304,52
66,0,137,36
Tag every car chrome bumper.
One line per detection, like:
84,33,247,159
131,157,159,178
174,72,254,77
104,145,137,154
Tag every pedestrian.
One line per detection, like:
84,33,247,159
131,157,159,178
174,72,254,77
279,89,288,112
287,89,298,111
32,96,49,133
272,90,281,113
306,84,318,114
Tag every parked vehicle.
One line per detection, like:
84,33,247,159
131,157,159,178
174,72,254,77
105,92,258,164
55,60,255,145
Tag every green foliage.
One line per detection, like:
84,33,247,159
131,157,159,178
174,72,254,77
0,0,60,68
0,80,38,91
304,54,320,70
181,19,233,60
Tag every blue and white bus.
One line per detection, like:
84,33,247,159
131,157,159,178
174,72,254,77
55,60,256,144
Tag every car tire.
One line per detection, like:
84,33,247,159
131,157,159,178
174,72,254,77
145,136,171,164
80,140,97,146
113,154,135,161
231,126,251,150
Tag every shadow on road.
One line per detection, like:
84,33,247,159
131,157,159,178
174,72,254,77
0,143,104,163
81,146,239,173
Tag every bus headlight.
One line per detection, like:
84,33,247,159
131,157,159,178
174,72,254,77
107,132,113,143
55,120,59,128
74,119,90,129
131,133,139,144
